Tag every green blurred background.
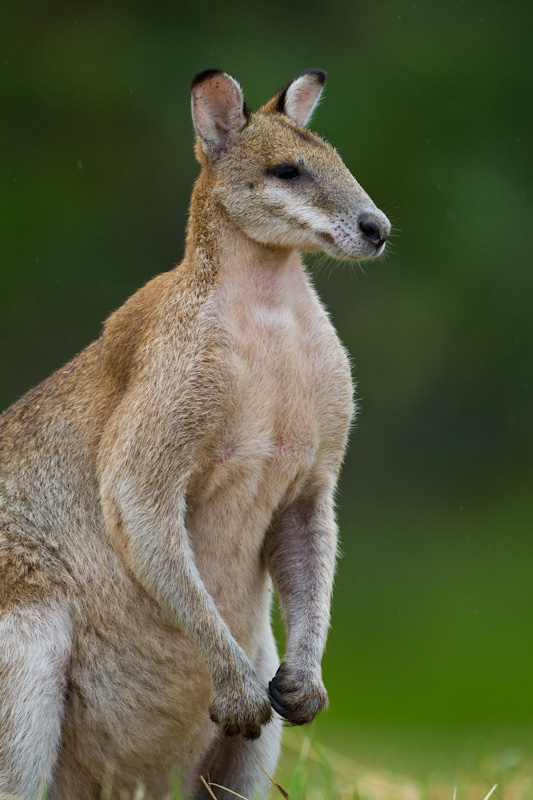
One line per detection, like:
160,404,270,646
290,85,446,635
2,0,532,779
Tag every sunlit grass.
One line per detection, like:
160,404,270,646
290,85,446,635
272,729,533,800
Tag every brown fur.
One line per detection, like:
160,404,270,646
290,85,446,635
0,70,390,800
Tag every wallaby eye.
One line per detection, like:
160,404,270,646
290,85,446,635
271,164,300,180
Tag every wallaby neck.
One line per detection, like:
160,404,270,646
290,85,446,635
185,168,302,283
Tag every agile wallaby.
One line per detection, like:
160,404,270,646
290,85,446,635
0,69,390,800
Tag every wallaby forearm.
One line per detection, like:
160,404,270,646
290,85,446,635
100,483,273,738
263,489,337,725
101,480,252,680
265,491,337,673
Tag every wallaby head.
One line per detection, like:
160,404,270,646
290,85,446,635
191,68,391,259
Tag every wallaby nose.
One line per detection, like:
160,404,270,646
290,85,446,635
358,214,389,248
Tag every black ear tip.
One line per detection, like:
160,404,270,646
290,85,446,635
302,69,326,85
191,68,224,90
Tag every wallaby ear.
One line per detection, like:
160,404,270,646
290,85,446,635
191,69,248,156
261,69,326,127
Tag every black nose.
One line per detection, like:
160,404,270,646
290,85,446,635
358,215,386,247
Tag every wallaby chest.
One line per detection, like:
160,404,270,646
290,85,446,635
196,257,351,511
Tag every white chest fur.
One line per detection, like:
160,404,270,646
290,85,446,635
192,251,352,537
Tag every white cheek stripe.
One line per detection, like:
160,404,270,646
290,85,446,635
263,185,378,259
264,186,332,234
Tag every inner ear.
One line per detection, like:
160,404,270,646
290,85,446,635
261,70,326,127
191,69,248,155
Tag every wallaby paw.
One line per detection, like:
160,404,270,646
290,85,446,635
209,675,273,740
268,662,329,725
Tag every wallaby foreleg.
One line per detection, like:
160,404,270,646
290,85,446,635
264,487,337,725
100,444,272,740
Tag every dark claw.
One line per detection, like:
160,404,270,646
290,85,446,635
268,693,287,719
268,680,306,725
268,680,284,704
268,680,288,718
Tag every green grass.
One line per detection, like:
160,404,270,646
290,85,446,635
193,729,533,800
274,730,533,800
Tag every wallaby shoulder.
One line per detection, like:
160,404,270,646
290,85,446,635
0,258,220,446
0,261,224,553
